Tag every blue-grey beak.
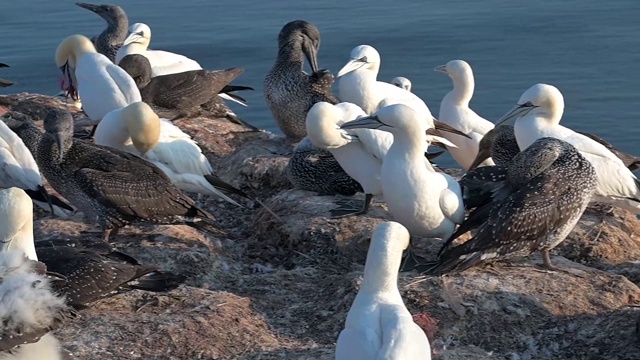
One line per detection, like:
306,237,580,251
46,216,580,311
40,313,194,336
340,115,386,130
495,102,538,126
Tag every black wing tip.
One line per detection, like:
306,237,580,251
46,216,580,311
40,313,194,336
203,174,250,198
127,270,187,292
224,113,260,131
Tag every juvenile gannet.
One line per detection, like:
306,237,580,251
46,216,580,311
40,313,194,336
264,20,338,141
0,63,14,87
55,34,141,124
36,108,222,242
390,76,412,92
341,104,465,245
118,54,258,129
434,60,496,170
75,2,129,62
115,23,202,77
94,101,249,206
336,221,431,360
424,137,597,274
496,83,640,213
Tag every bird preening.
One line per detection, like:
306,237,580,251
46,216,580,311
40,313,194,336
0,5,637,359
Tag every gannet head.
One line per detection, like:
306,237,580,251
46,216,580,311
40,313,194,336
55,35,95,101
372,221,411,252
306,102,358,148
434,59,473,80
118,54,153,88
0,188,36,261
278,20,321,73
122,102,161,156
496,83,565,126
124,23,151,47
337,45,381,78
75,3,126,26
390,76,412,92
43,109,74,162
469,125,518,170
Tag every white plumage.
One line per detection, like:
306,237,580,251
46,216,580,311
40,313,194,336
391,76,412,92
497,83,640,213
341,104,465,239
435,60,496,170
0,122,42,192
94,102,242,206
115,23,202,77
336,221,431,360
55,34,141,125
0,188,36,262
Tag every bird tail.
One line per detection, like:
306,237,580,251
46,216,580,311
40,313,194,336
225,112,260,132
204,174,250,199
185,207,227,237
124,268,186,293
219,84,254,106
415,252,484,276
25,187,76,216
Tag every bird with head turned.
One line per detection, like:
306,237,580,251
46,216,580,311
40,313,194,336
75,2,129,62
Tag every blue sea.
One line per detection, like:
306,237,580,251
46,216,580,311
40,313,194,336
1,0,638,167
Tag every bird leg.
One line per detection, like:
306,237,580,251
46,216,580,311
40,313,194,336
329,193,373,218
537,249,587,278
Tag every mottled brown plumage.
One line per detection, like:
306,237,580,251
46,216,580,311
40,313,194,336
36,108,222,242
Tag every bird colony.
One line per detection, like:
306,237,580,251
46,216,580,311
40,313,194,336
0,4,637,360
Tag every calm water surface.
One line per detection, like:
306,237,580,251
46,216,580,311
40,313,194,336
1,0,639,167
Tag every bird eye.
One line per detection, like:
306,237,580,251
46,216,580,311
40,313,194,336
360,56,368,63
524,101,533,107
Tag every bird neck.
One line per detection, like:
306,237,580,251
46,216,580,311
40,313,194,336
448,75,474,106
7,222,37,262
276,40,304,68
100,17,129,45
360,239,402,295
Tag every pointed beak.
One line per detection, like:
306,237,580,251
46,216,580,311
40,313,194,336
425,128,458,148
495,103,538,126
337,58,366,78
123,32,143,46
340,115,386,130
433,119,471,139
434,65,448,74
75,2,101,13
54,132,65,162
302,42,319,73
468,146,492,171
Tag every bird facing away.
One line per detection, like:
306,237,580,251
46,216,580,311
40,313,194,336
336,221,431,360
469,125,522,170
55,34,141,124
434,59,496,170
424,137,597,275
35,238,186,309
496,83,640,213
0,250,73,360
390,76,412,92
36,108,222,242
115,23,202,76
0,63,14,87
341,104,465,241
118,54,258,130
286,137,363,197
75,2,129,62
1,112,76,217
264,20,339,141
93,101,249,206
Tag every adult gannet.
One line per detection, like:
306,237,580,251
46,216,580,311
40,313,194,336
37,108,222,242
94,101,248,207
336,221,431,360
435,60,496,170
423,137,597,275
264,20,338,141
75,2,129,62
115,23,202,77
391,76,412,92
341,104,465,244
496,83,640,213
55,34,141,124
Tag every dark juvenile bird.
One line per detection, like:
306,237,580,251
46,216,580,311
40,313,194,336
264,20,339,141
1,112,77,217
76,2,129,62
0,62,14,87
118,54,257,130
423,137,597,275
36,108,222,242
35,238,186,309
286,137,363,197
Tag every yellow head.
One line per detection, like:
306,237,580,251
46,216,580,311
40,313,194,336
54,34,96,68
121,102,161,155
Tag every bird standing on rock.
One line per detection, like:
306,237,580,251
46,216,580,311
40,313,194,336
36,108,222,242
264,20,338,141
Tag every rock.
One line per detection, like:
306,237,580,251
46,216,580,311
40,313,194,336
3,92,640,359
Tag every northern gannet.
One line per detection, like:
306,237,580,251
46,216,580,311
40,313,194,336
390,76,411,92
75,2,129,62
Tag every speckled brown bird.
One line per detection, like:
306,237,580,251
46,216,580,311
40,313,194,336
423,137,597,275
36,238,185,308
36,108,223,242
76,2,129,62
264,20,339,141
